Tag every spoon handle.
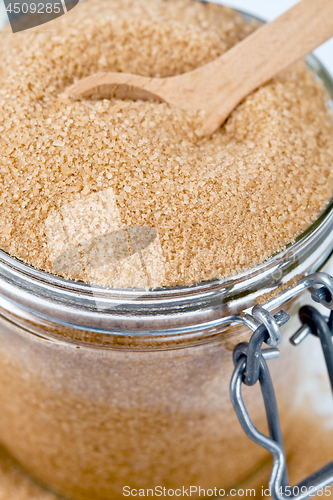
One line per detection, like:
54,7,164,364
197,0,333,135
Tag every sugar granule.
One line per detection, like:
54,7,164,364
0,0,332,287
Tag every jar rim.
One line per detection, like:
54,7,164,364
0,171,332,341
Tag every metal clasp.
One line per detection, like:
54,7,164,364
229,272,333,500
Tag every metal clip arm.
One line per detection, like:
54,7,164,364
232,343,289,488
230,272,333,500
297,306,333,392
244,309,289,386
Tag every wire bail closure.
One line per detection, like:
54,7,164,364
229,272,333,500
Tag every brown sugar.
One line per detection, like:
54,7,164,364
0,0,333,288
0,4,332,498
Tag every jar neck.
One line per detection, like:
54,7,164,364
0,196,332,344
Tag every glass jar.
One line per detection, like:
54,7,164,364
0,15,333,500
0,179,332,499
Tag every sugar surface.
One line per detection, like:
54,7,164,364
0,0,332,287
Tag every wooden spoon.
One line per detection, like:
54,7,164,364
66,0,333,136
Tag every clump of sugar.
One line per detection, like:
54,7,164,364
0,0,332,288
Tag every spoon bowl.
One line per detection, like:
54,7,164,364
66,0,333,136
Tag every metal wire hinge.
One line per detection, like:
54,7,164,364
229,272,333,500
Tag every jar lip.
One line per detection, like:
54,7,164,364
0,181,333,341
1,186,333,302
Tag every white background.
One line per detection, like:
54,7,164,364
0,0,332,78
